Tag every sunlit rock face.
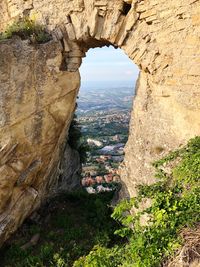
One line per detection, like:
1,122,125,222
0,0,200,245
0,37,80,244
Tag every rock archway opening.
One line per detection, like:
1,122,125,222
69,45,139,194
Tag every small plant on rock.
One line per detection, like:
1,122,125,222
0,17,51,43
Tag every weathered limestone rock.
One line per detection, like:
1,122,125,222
0,0,200,245
0,37,80,244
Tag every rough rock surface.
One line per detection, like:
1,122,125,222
0,0,200,245
59,144,81,192
0,37,80,244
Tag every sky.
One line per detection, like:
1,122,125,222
79,46,139,88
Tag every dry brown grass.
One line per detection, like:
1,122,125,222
165,224,200,267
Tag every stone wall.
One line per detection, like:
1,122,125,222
0,0,200,244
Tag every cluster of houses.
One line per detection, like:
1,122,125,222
81,172,120,187
81,154,122,194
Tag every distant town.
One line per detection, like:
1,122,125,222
76,86,135,193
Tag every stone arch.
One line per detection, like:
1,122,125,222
49,0,200,195
0,0,200,245
51,0,160,75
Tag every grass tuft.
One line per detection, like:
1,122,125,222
0,17,51,44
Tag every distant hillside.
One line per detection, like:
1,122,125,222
77,86,135,115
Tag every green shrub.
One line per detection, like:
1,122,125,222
74,136,200,267
73,245,125,267
68,113,90,163
52,253,66,267
0,17,51,43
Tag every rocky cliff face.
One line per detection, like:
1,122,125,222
0,0,200,245
0,37,80,244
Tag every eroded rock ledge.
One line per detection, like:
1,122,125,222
0,0,200,245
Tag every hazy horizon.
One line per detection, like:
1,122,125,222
80,46,139,88
80,79,137,89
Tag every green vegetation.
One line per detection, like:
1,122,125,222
74,136,200,267
0,137,199,267
68,113,90,163
0,17,51,43
0,191,120,267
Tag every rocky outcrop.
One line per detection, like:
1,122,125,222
0,0,200,245
0,37,80,244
